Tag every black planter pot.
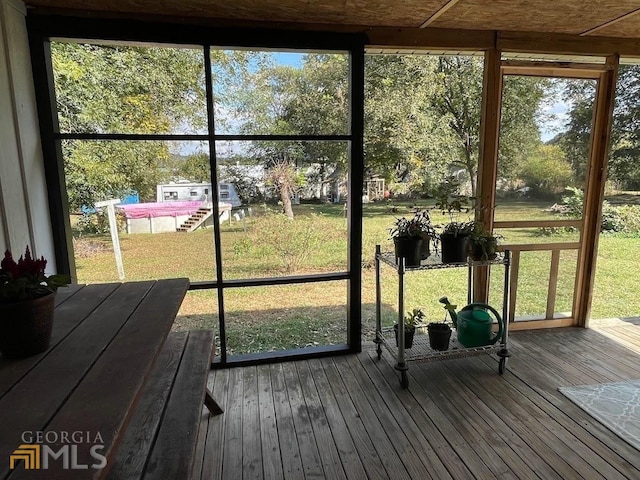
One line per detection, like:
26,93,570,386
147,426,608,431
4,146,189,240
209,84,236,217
419,236,431,260
0,293,55,359
393,237,423,267
427,323,452,351
394,324,416,349
440,233,470,264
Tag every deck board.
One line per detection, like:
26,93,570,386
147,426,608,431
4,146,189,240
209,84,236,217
256,364,284,480
195,320,640,479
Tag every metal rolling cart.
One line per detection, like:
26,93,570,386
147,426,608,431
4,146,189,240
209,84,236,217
374,244,512,388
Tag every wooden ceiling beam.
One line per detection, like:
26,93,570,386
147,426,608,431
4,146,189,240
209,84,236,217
498,30,640,57
419,0,460,29
366,26,494,50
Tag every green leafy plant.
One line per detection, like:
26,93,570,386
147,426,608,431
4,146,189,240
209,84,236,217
398,308,425,331
433,176,475,236
469,225,502,260
388,210,437,241
0,247,70,304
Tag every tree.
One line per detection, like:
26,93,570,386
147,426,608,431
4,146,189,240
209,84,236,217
52,42,247,208
227,53,350,205
364,55,452,186
265,158,305,219
553,78,596,184
560,67,640,190
362,55,548,197
433,58,547,196
178,152,211,183
609,65,640,188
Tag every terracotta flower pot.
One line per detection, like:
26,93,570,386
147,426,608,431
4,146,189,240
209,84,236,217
0,293,55,359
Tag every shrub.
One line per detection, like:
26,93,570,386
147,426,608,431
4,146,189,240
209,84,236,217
76,211,126,235
616,205,640,234
519,145,573,197
542,186,640,235
240,213,341,272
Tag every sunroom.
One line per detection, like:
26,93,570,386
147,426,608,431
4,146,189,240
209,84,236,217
1,0,640,478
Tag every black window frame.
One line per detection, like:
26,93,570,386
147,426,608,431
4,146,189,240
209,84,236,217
27,15,365,367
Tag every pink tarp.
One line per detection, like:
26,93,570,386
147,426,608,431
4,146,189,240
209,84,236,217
117,201,204,219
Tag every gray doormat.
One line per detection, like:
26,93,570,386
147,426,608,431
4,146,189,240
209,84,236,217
559,380,640,451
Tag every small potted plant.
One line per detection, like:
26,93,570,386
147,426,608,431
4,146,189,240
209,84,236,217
426,309,453,351
433,176,475,264
394,308,424,349
389,210,437,267
0,247,70,359
469,225,502,261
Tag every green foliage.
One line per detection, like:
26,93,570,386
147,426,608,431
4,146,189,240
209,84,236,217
560,186,584,217
401,308,425,331
76,211,126,235
616,206,639,233
432,175,475,235
519,144,573,197
469,225,502,260
546,187,640,235
52,42,247,208
178,152,211,183
561,68,640,190
388,210,437,240
499,76,549,182
240,213,337,272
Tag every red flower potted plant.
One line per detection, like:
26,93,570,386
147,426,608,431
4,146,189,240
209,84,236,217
0,247,70,359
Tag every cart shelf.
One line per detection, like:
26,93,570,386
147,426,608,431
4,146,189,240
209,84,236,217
377,325,503,363
374,245,512,388
377,251,509,271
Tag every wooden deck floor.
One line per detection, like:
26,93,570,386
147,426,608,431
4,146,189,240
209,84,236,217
192,319,640,479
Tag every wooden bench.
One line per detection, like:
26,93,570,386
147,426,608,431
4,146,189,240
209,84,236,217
109,330,223,479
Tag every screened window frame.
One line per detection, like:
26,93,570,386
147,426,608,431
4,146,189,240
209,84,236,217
27,15,365,366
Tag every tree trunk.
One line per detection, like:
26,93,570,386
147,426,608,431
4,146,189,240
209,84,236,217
280,186,294,220
463,144,477,198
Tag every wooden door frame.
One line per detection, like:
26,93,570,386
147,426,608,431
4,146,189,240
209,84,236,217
475,52,620,327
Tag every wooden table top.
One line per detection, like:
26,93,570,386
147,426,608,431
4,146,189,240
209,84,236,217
0,278,189,479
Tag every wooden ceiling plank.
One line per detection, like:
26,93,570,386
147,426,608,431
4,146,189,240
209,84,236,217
581,7,640,36
419,0,460,28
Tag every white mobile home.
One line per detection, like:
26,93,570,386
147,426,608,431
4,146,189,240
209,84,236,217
156,181,241,207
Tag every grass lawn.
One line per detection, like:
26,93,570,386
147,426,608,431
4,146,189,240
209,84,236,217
73,198,640,354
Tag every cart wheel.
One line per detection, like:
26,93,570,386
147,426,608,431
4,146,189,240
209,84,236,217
499,357,507,375
400,370,409,389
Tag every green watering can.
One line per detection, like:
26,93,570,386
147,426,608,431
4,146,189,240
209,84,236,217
439,296,504,348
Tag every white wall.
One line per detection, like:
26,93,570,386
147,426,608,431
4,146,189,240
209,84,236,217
0,0,55,269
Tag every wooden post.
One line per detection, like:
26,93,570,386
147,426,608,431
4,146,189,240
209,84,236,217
574,55,619,328
95,199,125,280
473,46,502,303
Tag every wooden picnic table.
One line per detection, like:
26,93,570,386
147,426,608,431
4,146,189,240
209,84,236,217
0,278,190,479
